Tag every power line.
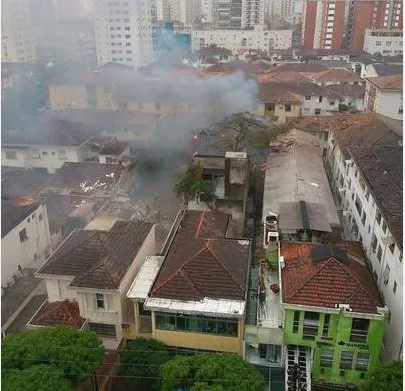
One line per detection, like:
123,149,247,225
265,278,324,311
1,368,268,383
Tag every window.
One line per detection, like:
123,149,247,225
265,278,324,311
371,234,377,252
393,280,397,294
355,352,369,371
319,96,323,102
381,220,388,233
305,96,311,100
376,41,381,46
329,101,335,105
321,350,334,367
303,312,319,339
265,103,275,111
96,293,104,309
285,103,292,112
58,150,67,160
125,34,131,39
42,151,48,156
155,313,238,336
383,264,390,285
19,228,28,242
377,245,383,262
89,322,116,337
322,314,330,337
361,211,366,226
350,318,369,343
39,213,43,221
340,351,354,370
315,108,321,115
5,151,17,160
32,148,40,159
389,243,395,254
293,311,300,333
376,210,382,225
386,41,392,46
355,195,362,216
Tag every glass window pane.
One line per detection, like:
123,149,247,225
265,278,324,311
197,318,207,333
176,315,186,331
207,319,217,334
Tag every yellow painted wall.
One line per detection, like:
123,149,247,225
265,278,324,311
49,85,88,109
151,312,244,354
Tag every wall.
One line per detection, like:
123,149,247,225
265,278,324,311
49,85,87,109
1,203,52,286
191,27,292,54
1,148,27,168
259,102,301,123
284,308,385,385
374,89,403,120
25,146,82,173
363,29,403,56
151,312,244,354
325,132,403,363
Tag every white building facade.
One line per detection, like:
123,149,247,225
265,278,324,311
2,202,52,287
93,0,153,69
191,26,292,54
363,29,403,56
1,141,97,174
241,0,265,28
2,0,36,62
325,124,403,363
364,76,403,120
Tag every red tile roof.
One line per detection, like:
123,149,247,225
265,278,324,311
281,241,384,314
367,74,403,90
150,211,250,301
37,221,154,289
29,300,86,329
312,69,360,83
259,83,302,103
264,63,328,74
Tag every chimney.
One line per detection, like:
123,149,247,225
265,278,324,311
224,151,248,199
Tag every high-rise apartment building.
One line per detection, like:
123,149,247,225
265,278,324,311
213,0,242,28
201,0,214,22
93,0,153,69
168,0,200,24
302,0,403,50
241,0,265,27
2,0,37,63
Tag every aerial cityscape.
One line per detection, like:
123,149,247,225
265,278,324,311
0,0,403,390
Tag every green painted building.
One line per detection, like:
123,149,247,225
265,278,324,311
280,242,387,390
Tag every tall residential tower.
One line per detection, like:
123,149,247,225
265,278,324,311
93,0,153,69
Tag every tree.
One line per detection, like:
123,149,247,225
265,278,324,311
119,337,170,391
2,326,104,386
175,162,216,205
360,360,403,391
207,112,278,152
160,353,265,391
2,364,72,391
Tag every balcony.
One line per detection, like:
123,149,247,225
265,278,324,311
86,309,119,324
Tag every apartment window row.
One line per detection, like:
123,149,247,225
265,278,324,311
88,322,116,337
155,312,238,337
294,312,369,343
321,350,369,371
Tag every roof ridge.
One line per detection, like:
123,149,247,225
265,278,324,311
288,258,334,301
207,242,245,294
179,269,202,298
151,244,208,294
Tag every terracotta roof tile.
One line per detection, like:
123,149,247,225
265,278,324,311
37,220,154,289
150,211,250,301
367,74,403,90
29,299,86,329
349,146,402,249
281,242,384,314
312,69,360,83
